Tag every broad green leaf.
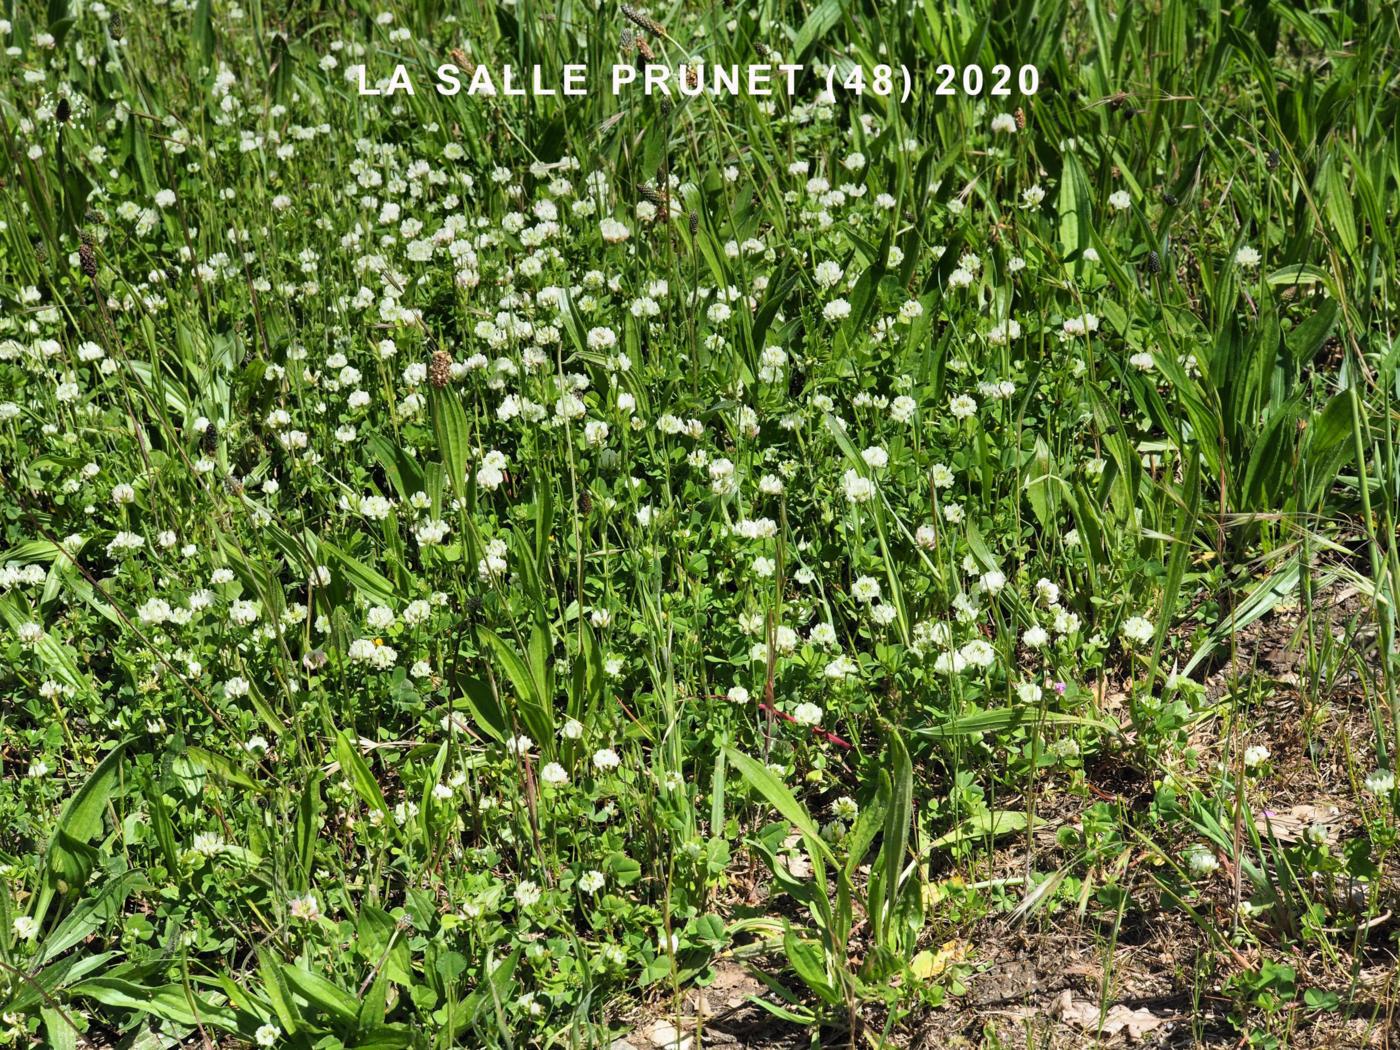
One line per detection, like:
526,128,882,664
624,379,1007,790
430,385,472,504
336,732,389,815
319,539,398,606
40,869,147,964
293,772,323,892
931,810,1033,849
793,0,843,59
479,628,553,747
280,963,360,1025
34,739,133,926
725,749,835,867
68,977,241,1032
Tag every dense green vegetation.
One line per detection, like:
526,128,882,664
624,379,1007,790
1,0,1397,1046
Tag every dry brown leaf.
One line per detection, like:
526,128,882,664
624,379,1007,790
1053,990,1168,1042
1254,803,1342,844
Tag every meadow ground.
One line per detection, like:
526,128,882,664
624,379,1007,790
1,0,1398,1047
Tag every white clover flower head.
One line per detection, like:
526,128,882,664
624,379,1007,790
861,446,888,470
842,469,874,503
1185,846,1219,878
514,880,541,908
1121,615,1155,646
851,575,881,603
1365,769,1395,796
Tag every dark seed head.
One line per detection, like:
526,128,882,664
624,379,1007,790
1145,250,1161,275
56,98,71,124
79,242,97,278
688,211,699,236
201,421,219,455
1163,191,1179,206
428,349,453,389
1266,149,1280,171
621,4,665,36
449,48,475,75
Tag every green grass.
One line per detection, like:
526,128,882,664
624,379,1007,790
0,0,1397,1047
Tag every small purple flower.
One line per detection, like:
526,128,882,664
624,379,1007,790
1053,681,1067,695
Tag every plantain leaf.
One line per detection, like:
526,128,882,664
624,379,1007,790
279,963,360,1025
193,0,216,62
725,749,835,867
479,627,553,747
335,732,389,815
319,539,397,606
40,869,147,965
294,771,323,892
875,730,913,946
931,810,1033,849
67,977,242,1031
793,0,843,59
34,739,133,926
429,385,472,504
